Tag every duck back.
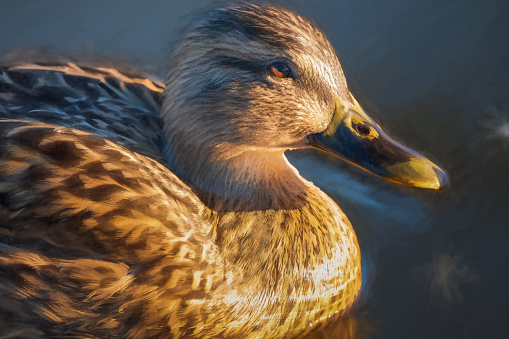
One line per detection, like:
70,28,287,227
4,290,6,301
0,60,164,161
0,120,223,338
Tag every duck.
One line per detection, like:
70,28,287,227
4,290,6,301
0,2,447,338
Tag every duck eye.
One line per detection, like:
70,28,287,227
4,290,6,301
354,123,371,136
270,63,291,78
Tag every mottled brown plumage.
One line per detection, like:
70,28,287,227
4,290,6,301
0,2,434,338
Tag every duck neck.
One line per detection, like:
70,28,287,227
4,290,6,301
167,144,311,211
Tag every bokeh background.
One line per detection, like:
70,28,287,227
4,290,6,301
1,0,508,338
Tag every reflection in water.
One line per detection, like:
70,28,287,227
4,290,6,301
415,251,479,305
483,106,509,143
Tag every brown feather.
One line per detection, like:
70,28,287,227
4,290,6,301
0,3,363,338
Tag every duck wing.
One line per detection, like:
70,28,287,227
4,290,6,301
0,61,165,162
0,120,217,338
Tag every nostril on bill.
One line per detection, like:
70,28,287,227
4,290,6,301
354,124,370,135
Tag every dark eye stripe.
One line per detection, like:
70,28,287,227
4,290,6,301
270,63,291,78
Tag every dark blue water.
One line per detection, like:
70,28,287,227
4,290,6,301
1,1,508,338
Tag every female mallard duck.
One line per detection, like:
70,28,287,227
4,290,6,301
0,3,446,338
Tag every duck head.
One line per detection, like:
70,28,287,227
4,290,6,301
161,3,447,200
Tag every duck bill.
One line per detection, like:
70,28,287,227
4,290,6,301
308,94,447,190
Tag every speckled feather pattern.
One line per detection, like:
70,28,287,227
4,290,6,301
0,121,221,337
0,120,360,338
0,2,362,338
0,63,164,161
